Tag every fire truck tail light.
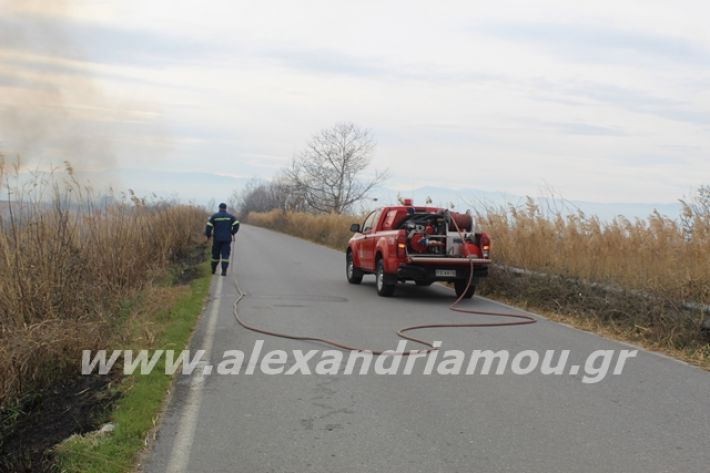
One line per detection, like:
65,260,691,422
478,233,491,258
396,230,407,257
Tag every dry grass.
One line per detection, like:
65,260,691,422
0,162,206,410
247,209,357,250
477,197,710,305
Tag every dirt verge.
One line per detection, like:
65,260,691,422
478,265,710,369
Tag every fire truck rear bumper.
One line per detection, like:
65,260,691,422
397,263,488,282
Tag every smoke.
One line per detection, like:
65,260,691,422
0,0,115,172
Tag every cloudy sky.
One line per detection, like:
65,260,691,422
1,0,709,203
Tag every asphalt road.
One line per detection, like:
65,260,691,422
143,224,710,473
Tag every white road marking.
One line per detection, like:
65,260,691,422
165,276,223,473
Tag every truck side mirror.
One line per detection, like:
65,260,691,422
350,223,360,233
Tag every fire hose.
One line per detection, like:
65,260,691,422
228,230,536,357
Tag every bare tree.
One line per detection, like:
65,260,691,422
286,122,387,214
233,180,279,216
232,176,306,217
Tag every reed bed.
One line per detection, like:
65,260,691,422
0,163,206,409
477,197,710,305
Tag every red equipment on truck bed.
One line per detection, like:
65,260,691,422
345,200,490,297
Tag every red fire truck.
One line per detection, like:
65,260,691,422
346,199,490,297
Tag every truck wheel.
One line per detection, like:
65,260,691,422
346,252,363,284
375,259,395,297
454,280,475,299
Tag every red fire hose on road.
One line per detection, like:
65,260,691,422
227,234,537,356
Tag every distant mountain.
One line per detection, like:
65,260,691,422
12,169,680,220
369,186,681,221
110,172,681,220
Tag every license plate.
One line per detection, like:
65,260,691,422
435,269,456,278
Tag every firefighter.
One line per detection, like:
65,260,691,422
205,203,240,275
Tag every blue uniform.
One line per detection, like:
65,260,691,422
205,210,240,274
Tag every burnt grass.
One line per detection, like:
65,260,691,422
172,243,208,285
0,245,207,472
0,370,122,472
478,265,707,353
